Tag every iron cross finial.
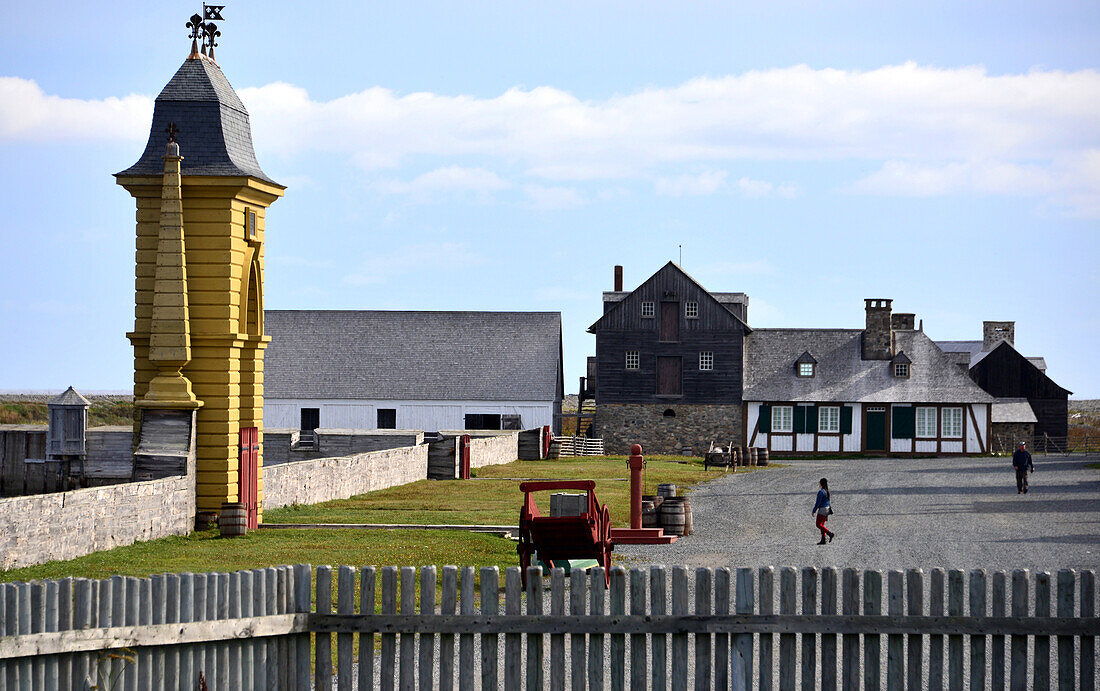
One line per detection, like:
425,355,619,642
166,123,179,143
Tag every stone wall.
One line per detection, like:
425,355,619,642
0,467,194,570
991,422,1035,454
264,429,424,465
262,443,429,510
467,431,520,469
592,403,743,456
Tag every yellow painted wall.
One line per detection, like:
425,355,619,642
120,175,283,514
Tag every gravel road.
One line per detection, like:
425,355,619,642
618,454,1100,572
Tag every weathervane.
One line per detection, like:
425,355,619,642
165,123,179,144
186,4,226,60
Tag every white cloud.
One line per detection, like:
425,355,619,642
522,184,585,210
377,166,512,200
0,77,151,143
341,241,485,286
5,64,1099,213
655,170,730,196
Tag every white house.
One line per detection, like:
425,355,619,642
263,310,563,433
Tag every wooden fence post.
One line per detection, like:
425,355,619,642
886,570,903,691
651,566,668,691
571,569,587,690
549,568,565,691
294,564,312,690
696,568,713,691
821,567,838,690
252,569,268,691
1034,571,1051,689
778,567,796,691
381,566,398,691
970,570,987,690
1056,570,1075,690
1081,571,1095,690
440,566,458,691
610,567,627,691
759,567,774,691
801,567,817,689
588,568,605,690
930,568,946,690
714,568,731,691
1010,570,1028,690
525,566,543,691
503,568,521,691
948,569,964,688
670,566,689,691
734,568,754,691
862,569,882,689
360,566,377,691
481,566,501,689
316,566,333,690
401,566,417,690
631,568,648,690
337,566,356,691
843,569,860,691
906,569,923,690
422,566,440,691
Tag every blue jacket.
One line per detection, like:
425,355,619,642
1012,448,1034,470
812,488,830,514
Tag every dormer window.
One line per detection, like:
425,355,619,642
685,301,698,319
795,351,817,378
641,301,655,318
892,351,912,379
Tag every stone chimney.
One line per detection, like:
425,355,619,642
614,265,623,292
983,321,1015,351
891,313,916,330
862,299,894,360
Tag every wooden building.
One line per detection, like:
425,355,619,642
263,311,563,434
937,321,1070,441
587,263,750,455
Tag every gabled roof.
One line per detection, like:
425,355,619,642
795,351,817,365
743,329,993,403
264,310,563,401
892,351,912,365
588,261,750,332
116,57,277,184
991,398,1038,424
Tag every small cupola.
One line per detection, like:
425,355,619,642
891,351,912,379
795,351,818,378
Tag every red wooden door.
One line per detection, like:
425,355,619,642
238,426,259,528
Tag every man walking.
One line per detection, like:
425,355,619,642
1012,441,1034,494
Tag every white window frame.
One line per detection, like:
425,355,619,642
625,351,640,370
942,407,963,438
772,406,793,433
685,301,699,319
641,301,655,318
894,362,910,378
916,406,938,438
798,363,814,378
699,351,713,371
818,406,840,433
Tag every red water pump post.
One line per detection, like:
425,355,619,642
628,443,645,529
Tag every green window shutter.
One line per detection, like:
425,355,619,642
892,406,915,439
806,406,819,434
758,405,771,433
840,406,853,434
793,406,806,434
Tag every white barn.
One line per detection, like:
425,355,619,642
263,310,563,433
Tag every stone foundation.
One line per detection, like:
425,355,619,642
592,403,743,456
991,422,1035,454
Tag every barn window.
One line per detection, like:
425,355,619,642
798,363,815,378
641,301,655,318
894,362,910,378
699,351,713,371
685,301,698,318
916,407,938,438
942,408,963,438
377,409,396,429
626,351,640,370
772,406,793,433
663,409,676,418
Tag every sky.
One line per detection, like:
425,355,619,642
1,1,1098,397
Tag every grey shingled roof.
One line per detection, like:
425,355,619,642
935,340,1048,372
264,311,563,401
743,329,994,403
992,398,1038,423
48,386,90,407
116,58,276,183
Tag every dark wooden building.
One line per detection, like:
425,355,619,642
968,341,1070,440
587,262,750,454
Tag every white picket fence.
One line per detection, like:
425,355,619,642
1,564,1097,689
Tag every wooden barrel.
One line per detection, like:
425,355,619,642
219,502,247,537
749,447,758,466
657,483,677,498
757,448,769,466
643,494,664,510
681,497,693,535
659,497,687,536
641,500,659,528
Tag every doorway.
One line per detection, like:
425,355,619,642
866,407,887,452
657,356,682,396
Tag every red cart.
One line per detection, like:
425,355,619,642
517,480,613,588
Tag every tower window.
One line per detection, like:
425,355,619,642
245,209,257,240
626,351,640,370
699,351,713,371
685,301,698,318
641,301,655,318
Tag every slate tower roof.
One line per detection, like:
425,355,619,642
116,56,276,183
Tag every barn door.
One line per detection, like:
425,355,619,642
660,301,680,342
238,426,259,529
657,356,682,395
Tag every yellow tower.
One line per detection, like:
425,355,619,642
117,30,284,521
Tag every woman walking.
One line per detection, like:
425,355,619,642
812,478,835,545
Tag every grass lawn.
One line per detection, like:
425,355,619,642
1,455,756,583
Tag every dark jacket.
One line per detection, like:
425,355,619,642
1012,448,1034,470
812,488,831,514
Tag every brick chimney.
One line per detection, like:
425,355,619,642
862,299,894,360
982,321,1015,351
614,265,623,292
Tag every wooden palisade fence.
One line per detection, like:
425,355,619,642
1,564,1097,689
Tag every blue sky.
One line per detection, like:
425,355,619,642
1,1,1098,397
